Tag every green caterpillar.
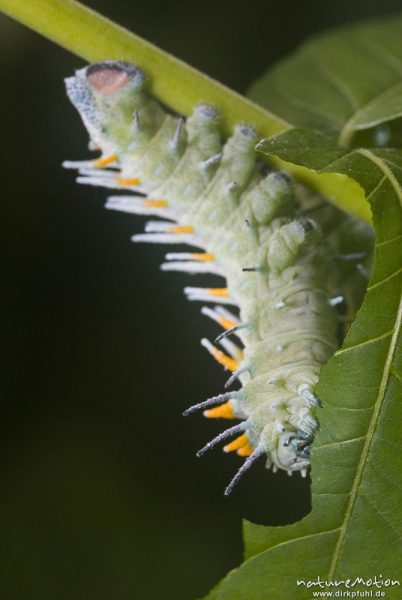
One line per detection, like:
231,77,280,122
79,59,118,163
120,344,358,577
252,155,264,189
64,60,371,495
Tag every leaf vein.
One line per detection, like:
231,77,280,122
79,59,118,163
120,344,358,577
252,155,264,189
357,148,402,209
355,36,402,78
391,368,402,384
367,266,402,291
245,528,341,565
315,436,365,450
314,492,350,497
319,151,356,172
365,175,387,202
271,78,344,127
327,284,402,579
379,158,402,176
362,491,402,543
307,49,360,111
334,330,393,356
339,81,402,145
376,233,402,248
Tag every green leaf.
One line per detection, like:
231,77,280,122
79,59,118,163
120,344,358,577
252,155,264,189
258,128,373,222
249,15,402,146
247,15,402,223
205,139,402,599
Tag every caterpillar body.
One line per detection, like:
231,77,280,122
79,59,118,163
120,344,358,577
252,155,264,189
64,61,366,494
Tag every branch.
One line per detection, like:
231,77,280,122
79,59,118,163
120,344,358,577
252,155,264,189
0,0,290,138
0,0,372,222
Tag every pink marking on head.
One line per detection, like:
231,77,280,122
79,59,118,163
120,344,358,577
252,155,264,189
86,62,137,95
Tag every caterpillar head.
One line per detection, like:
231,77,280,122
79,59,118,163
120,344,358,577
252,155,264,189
272,431,312,473
65,61,148,155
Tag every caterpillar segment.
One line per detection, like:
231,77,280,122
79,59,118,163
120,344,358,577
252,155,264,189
64,60,342,494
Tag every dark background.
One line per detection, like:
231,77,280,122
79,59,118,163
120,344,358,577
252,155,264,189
1,1,400,599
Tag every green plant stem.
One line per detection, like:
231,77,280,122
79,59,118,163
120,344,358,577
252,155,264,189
0,0,373,222
0,0,290,138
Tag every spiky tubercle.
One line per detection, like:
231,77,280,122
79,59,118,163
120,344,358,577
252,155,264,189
64,61,343,492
